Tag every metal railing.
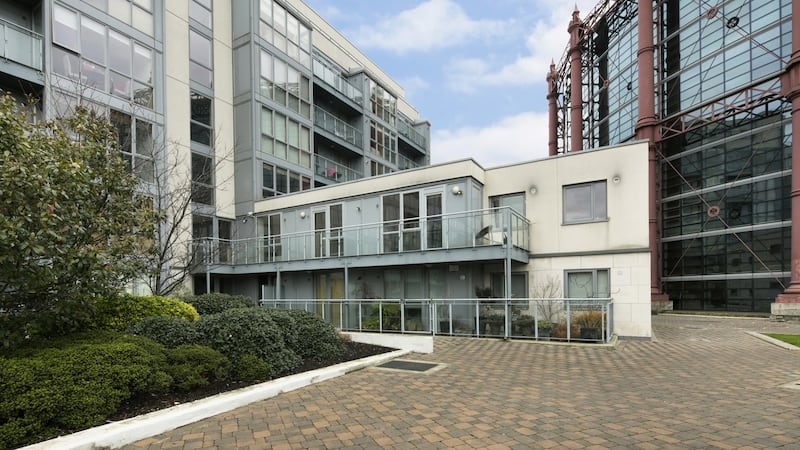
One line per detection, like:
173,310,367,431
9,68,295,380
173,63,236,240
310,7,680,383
0,18,42,70
314,107,363,147
315,154,362,182
397,153,421,171
259,298,614,343
194,207,530,265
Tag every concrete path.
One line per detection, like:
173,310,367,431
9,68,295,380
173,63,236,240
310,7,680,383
124,315,800,449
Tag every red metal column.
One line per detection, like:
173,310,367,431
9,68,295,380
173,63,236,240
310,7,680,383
547,60,559,156
634,0,669,303
776,0,800,304
568,7,583,152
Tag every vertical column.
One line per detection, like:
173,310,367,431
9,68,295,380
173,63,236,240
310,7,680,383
775,0,800,310
547,60,559,156
634,0,669,304
568,7,583,152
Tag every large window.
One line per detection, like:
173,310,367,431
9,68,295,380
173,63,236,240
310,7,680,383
189,29,212,87
490,192,525,215
259,0,311,68
565,269,610,298
368,78,396,125
191,153,214,205
261,107,311,168
51,5,154,107
563,180,607,224
262,163,310,198
369,121,397,164
260,50,311,118
189,0,212,28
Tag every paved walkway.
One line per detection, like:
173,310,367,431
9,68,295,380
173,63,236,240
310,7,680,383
125,315,800,449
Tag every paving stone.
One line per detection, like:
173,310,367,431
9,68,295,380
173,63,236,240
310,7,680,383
120,316,800,449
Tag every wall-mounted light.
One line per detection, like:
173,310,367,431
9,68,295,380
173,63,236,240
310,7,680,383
612,175,621,184
529,186,537,195
242,211,254,223
451,186,463,196
356,206,361,212
299,211,307,219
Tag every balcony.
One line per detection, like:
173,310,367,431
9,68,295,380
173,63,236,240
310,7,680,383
315,154,362,183
194,207,529,266
314,107,363,149
397,117,427,150
259,298,613,343
312,59,363,105
397,153,421,171
0,17,43,71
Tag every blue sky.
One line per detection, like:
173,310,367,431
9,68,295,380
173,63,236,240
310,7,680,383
303,0,598,167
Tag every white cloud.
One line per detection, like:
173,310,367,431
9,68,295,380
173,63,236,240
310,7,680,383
431,111,550,167
446,0,597,92
398,75,430,100
348,0,509,54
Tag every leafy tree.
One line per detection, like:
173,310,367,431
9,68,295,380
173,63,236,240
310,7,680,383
0,94,153,344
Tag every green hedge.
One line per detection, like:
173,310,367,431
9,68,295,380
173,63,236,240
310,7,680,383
284,310,345,361
0,338,172,449
196,308,300,377
182,293,255,316
128,316,200,348
165,345,230,391
90,294,199,331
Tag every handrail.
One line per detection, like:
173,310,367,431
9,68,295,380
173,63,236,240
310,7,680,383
314,107,363,147
0,17,43,70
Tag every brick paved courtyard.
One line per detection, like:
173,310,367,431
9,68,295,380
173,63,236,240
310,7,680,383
125,315,800,449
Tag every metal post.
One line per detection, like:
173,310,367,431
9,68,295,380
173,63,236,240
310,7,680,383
276,269,281,300
205,239,211,294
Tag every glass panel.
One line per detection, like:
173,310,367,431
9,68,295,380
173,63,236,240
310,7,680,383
109,0,131,24
81,18,106,64
108,30,131,75
53,5,79,51
132,5,153,35
135,120,153,156
564,185,592,222
133,44,152,83
567,272,594,298
190,0,212,28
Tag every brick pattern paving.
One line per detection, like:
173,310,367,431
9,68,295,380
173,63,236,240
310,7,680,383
125,315,800,449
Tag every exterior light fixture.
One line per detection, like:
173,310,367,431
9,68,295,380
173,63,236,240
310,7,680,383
451,186,463,196
299,211,306,219
612,175,621,184
529,186,537,195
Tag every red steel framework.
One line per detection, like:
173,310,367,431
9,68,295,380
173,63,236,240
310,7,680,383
546,0,798,306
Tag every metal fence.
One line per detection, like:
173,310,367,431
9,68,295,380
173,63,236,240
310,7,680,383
259,298,614,343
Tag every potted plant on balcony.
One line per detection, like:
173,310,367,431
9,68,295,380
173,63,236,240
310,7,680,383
537,320,552,339
573,310,605,341
514,315,535,336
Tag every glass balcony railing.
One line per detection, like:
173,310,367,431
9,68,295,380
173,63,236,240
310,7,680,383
397,118,427,149
258,298,613,343
312,59,363,104
315,154,362,183
397,153,421,171
0,18,43,71
193,207,529,266
314,107,363,148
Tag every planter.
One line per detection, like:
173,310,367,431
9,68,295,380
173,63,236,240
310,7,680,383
537,327,551,340
580,327,602,341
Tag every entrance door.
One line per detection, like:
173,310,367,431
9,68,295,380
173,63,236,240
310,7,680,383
313,204,343,258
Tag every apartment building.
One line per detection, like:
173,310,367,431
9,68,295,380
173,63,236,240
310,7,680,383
0,0,430,295
546,0,797,316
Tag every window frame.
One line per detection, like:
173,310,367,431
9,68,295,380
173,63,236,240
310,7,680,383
565,269,610,299
563,180,607,224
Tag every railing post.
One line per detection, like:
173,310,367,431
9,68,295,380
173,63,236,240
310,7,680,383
504,298,510,339
566,300,571,341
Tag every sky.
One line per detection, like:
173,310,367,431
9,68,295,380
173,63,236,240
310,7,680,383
303,0,599,168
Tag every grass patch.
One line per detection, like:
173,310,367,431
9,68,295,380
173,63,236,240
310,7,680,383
764,334,800,347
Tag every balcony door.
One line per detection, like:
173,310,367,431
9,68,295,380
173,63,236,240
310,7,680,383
382,192,421,252
313,204,343,258
425,191,443,249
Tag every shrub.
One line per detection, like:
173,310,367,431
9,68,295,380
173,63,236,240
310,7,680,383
233,354,272,382
551,322,580,339
286,310,345,361
196,308,300,377
0,338,172,448
573,310,605,329
128,316,200,348
165,345,230,391
182,293,255,316
90,294,199,331
261,308,300,354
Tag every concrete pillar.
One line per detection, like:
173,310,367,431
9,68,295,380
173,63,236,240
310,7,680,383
774,0,800,318
633,0,670,308
547,60,559,157
568,6,583,152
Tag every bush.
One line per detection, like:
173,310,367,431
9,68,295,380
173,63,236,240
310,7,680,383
90,294,199,331
128,316,200,348
196,308,300,377
0,338,172,448
286,310,345,361
182,293,255,316
165,345,230,391
233,354,272,382
261,308,300,354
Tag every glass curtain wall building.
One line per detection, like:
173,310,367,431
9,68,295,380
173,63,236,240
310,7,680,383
548,0,792,312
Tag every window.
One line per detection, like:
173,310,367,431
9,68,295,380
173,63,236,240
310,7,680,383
563,180,607,224
191,92,213,146
189,29,212,87
262,163,310,198
259,0,311,68
191,153,214,205
368,78,396,125
258,213,282,261
491,273,528,298
565,269,610,298
260,106,311,167
110,110,154,182
190,0,212,28
490,193,525,216
260,50,311,118
369,121,397,163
